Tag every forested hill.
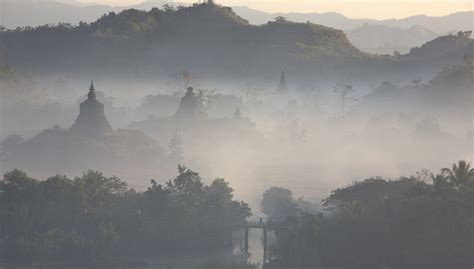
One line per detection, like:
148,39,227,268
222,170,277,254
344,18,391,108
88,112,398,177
0,3,373,82
0,3,471,83
402,31,473,59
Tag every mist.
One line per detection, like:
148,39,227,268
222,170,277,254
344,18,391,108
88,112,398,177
2,58,472,208
0,1,473,268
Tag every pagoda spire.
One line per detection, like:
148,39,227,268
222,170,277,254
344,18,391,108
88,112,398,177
88,80,96,100
277,69,288,92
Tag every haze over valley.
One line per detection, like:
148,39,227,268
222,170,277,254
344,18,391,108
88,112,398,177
0,1,472,268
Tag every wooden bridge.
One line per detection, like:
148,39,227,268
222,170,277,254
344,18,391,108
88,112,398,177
226,220,288,264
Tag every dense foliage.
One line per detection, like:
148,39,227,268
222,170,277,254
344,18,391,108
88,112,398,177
0,2,365,80
265,161,473,268
0,166,251,263
1,161,472,267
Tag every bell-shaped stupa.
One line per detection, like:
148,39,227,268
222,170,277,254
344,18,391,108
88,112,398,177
71,81,113,136
173,87,207,120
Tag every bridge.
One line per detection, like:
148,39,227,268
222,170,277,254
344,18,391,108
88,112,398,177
226,220,288,264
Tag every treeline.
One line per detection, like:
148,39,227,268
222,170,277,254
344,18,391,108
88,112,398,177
263,161,473,268
0,166,251,262
1,162,472,267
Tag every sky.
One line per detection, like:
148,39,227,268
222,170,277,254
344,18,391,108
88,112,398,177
75,0,473,19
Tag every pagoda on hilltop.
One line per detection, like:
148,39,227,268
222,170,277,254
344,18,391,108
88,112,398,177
71,81,114,136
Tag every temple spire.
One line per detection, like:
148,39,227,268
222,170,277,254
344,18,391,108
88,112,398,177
88,80,96,100
277,69,288,92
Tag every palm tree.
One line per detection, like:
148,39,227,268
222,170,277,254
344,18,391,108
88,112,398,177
441,160,474,190
431,173,451,193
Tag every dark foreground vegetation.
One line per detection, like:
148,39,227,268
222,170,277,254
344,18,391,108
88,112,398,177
0,166,251,263
0,161,472,268
263,161,473,268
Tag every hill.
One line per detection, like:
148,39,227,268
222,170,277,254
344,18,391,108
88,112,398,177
380,12,474,34
232,6,371,29
0,0,185,29
1,3,472,85
232,7,473,33
2,1,471,61
0,0,116,29
0,3,368,83
403,31,474,59
385,31,474,81
346,24,438,55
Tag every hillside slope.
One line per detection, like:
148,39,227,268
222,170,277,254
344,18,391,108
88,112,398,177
347,24,438,54
1,3,472,85
1,3,368,82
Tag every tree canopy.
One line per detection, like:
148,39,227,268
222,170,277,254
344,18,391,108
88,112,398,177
0,167,251,262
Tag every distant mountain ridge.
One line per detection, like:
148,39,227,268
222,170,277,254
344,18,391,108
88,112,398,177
232,7,473,33
379,12,473,33
346,24,439,54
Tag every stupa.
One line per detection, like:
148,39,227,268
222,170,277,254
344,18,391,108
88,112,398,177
173,87,207,120
71,81,114,136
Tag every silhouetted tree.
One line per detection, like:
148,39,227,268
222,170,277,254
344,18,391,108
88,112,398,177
261,187,296,221
442,160,474,190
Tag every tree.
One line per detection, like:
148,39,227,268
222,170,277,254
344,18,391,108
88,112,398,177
162,4,175,12
272,163,474,267
431,173,452,193
457,31,472,38
0,134,24,160
197,88,216,113
274,16,287,23
333,84,355,120
261,187,296,221
0,168,252,261
166,165,204,203
441,160,474,190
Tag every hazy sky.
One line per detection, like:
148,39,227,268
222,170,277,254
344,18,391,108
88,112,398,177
76,0,473,19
